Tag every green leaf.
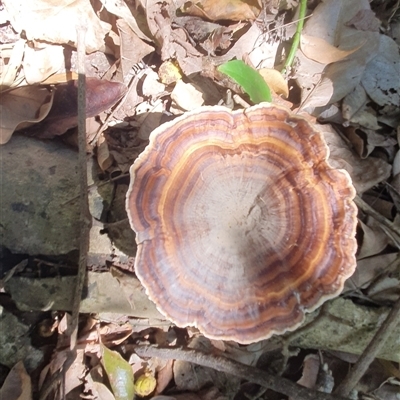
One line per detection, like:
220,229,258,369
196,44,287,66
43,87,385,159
101,344,135,400
217,60,272,103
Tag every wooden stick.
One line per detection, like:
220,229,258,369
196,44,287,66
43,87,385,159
134,345,350,400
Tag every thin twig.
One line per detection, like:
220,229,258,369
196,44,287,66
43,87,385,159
39,26,91,400
134,345,350,400
69,24,91,350
334,295,400,396
281,0,307,75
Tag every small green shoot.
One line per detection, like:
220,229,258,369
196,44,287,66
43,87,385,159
217,60,272,104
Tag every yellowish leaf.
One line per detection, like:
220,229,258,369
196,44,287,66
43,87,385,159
258,68,289,98
300,34,362,64
134,373,157,397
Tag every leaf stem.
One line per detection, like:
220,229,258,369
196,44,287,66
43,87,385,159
281,0,308,75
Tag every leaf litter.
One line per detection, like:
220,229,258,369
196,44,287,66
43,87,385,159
1,0,400,399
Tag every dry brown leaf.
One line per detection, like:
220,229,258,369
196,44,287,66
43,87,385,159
0,361,32,400
2,0,111,53
300,34,362,65
23,44,64,84
99,0,151,42
0,39,25,87
115,18,154,84
258,68,289,97
350,253,398,290
0,86,54,144
291,354,320,400
321,124,391,193
361,35,400,107
41,71,79,84
299,0,381,109
346,9,381,32
342,84,380,130
97,135,114,171
357,219,390,260
179,0,261,21
171,80,204,111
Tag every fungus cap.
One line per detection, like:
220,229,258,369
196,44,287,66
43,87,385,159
126,103,357,344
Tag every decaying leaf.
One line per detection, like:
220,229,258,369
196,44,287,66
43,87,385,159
101,344,135,400
0,85,54,144
361,35,400,107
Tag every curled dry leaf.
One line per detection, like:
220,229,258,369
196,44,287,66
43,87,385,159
25,78,126,139
258,68,289,98
0,86,54,145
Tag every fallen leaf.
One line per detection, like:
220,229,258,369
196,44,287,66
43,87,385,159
179,0,261,22
2,0,111,53
291,354,320,400
258,68,289,97
0,38,25,87
342,84,380,130
346,9,381,32
0,361,32,400
300,34,361,65
357,219,390,260
23,43,65,84
361,35,400,107
101,344,135,400
99,0,151,42
171,79,205,111
321,124,392,193
115,18,154,84
25,78,126,139
158,60,182,85
0,86,54,144
134,373,157,397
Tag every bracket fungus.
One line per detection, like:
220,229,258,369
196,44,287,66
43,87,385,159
126,103,357,344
